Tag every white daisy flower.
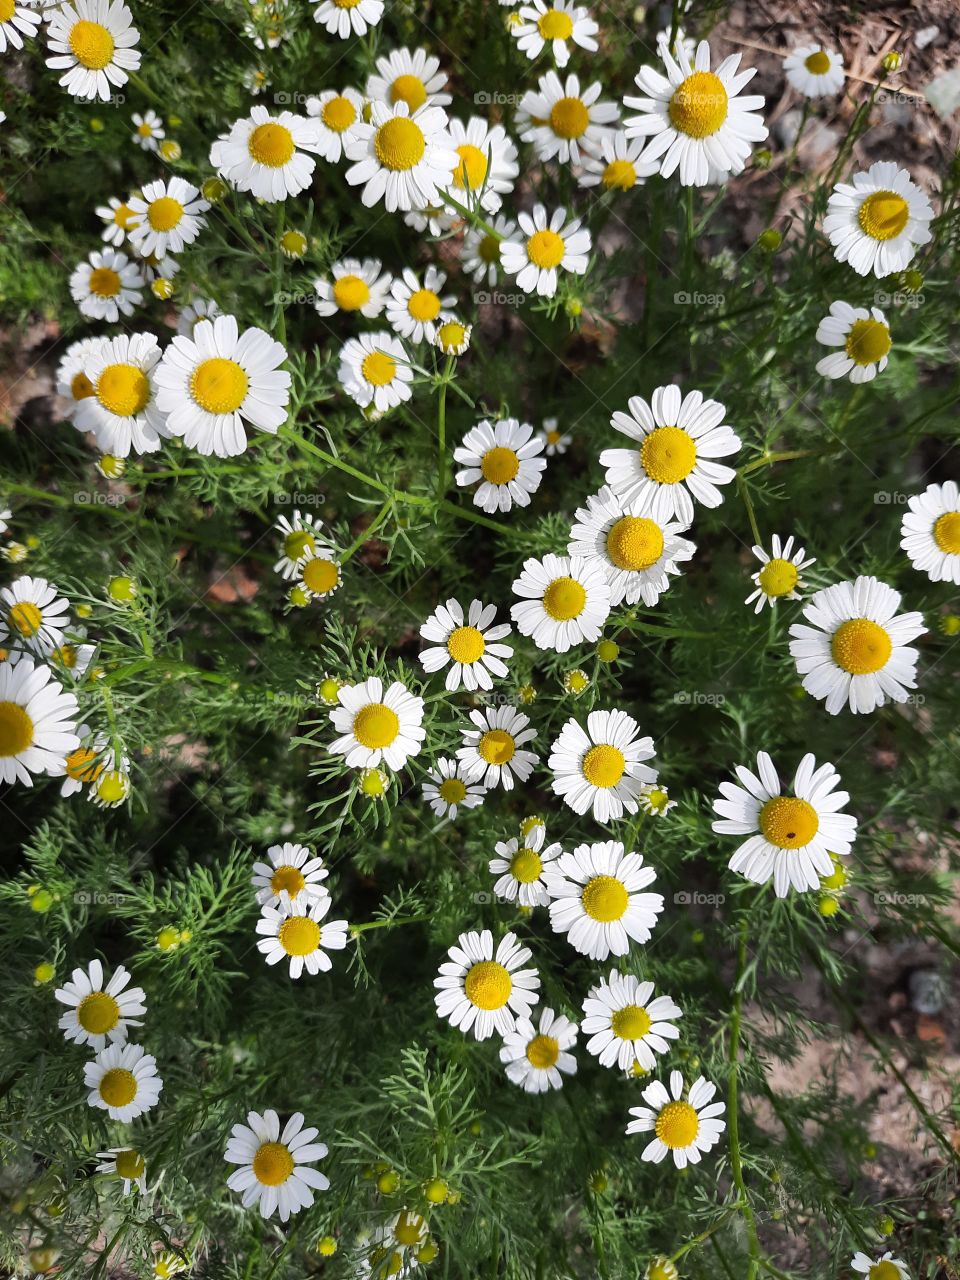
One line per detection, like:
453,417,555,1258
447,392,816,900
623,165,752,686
87,751,131,809
456,703,538,791
441,116,518,214
0,2,41,52
548,709,657,822
337,331,412,413
84,1042,162,1122
344,100,457,213
581,970,681,1071
59,724,106,798
545,839,663,960
788,575,926,715
784,44,845,98
539,417,570,454
305,87,362,161
46,0,141,102
95,1147,148,1195
816,301,891,383
712,751,858,896
126,177,209,260
224,1109,329,1223
745,534,815,612
131,107,164,150
328,675,425,770
419,598,513,692
242,67,271,96
57,337,108,416
95,195,139,246
0,656,79,785
155,314,291,458
73,332,168,458
461,214,517,286
315,258,393,318
624,37,768,186
511,553,611,653
518,72,618,165
500,1006,578,1093
176,296,221,338
386,266,456,343
901,481,960,585
273,509,331,580
638,782,676,817
501,204,591,298
489,824,562,907
434,314,471,356
50,637,96,681
453,417,546,514
656,25,697,63
823,161,934,278
422,756,487,820
210,106,322,202
296,544,342,601
252,842,329,908
578,130,659,190
434,929,540,1040
599,385,741,524
55,959,146,1050
312,0,382,38
626,1070,726,1168
0,576,70,659
366,45,451,111
511,0,597,68
851,1254,909,1280
69,247,144,322
256,894,348,978
568,486,695,607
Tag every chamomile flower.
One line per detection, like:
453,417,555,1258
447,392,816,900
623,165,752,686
453,418,546,514
242,66,271,96
210,106,322,202
344,100,457,213
46,0,141,102
59,725,106,798
784,44,845,97
0,656,79,784
176,297,221,337
626,1070,726,1168
816,302,891,383
851,1254,909,1280
88,753,131,808
252,842,329,908
0,576,70,658
901,481,960,584
489,825,562,907
824,162,934,278
512,0,597,68
500,1007,578,1093
511,553,611,652
126,178,208,259
51,638,96,681
256,895,348,978
296,544,342,601
581,971,681,1071
623,37,768,186
386,266,455,343
712,751,858,896
224,1109,329,1223
0,2,41,52
599,385,741,524
441,116,519,214
338,331,412,412
745,534,815,614
328,675,426,770
434,314,471,356
638,782,676,816
548,709,657,822
501,204,591,298
84,1042,162,1121
55,959,146,1050
518,72,618,165
366,46,451,111
419,598,513,692
314,258,393,318
578,130,659,190
434,929,540,1040
96,1147,148,1195
457,703,538,791
273,509,329,580
539,418,570,454
312,0,381,37
568,487,696,607
70,247,144,322
73,332,168,457
367,1212,430,1270
95,195,139,246
155,314,291,458
788,576,926,715
131,108,164,150
422,757,487,820
546,840,663,960
305,88,362,161
461,215,517,286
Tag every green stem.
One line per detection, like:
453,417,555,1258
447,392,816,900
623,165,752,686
670,1204,746,1264
738,448,823,477
440,191,504,242
436,357,452,501
736,474,762,547
728,915,761,1280
340,499,392,565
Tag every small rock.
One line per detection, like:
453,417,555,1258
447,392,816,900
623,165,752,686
908,968,946,1015
915,25,940,51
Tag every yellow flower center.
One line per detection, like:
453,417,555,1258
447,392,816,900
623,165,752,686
542,576,586,621
510,847,542,883
115,1149,145,1180
758,796,819,849
640,426,697,484
283,529,315,560
480,446,519,485
655,1100,699,1148
868,1265,901,1280
478,234,500,264
77,991,120,1035
394,1212,424,1246
804,50,832,74
113,202,137,229
844,318,891,365
252,1141,295,1186
438,777,467,804
390,74,427,112
606,516,664,571
361,351,397,386
858,191,910,241
98,1068,137,1109
374,117,426,171
933,511,960,555
668,71,728,138
147,197,184,232
549,96,589,139
611,1004,652,1039
581,874,628,922
71,371,95,400
525,1033,560,1068
0,0,15,20
88,266,121,298
407,288,441,322
55,644,77,668
248,122,296,167
190,358,249,414
454,143,489,191
270,864,306,897
96,771,128,805
0,703,33,757
830,618,893,675
97,364,151,418
322,95,356,132
302,557,339,594
333,0,361,7
66,747,103,782
581,743,626,788
137,121,154,137
332,274,370,311
478,728,515,765
526,228,566,269
538,8,574,39
437,321,467,352
447,625,485,664
602,159,637,190
9,601,42,636
463,959,512,1010
757,558,799,597
69,20,115,70
353,703,400,748
277,915,321,956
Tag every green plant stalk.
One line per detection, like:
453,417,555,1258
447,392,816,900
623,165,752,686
728,916,761,1280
